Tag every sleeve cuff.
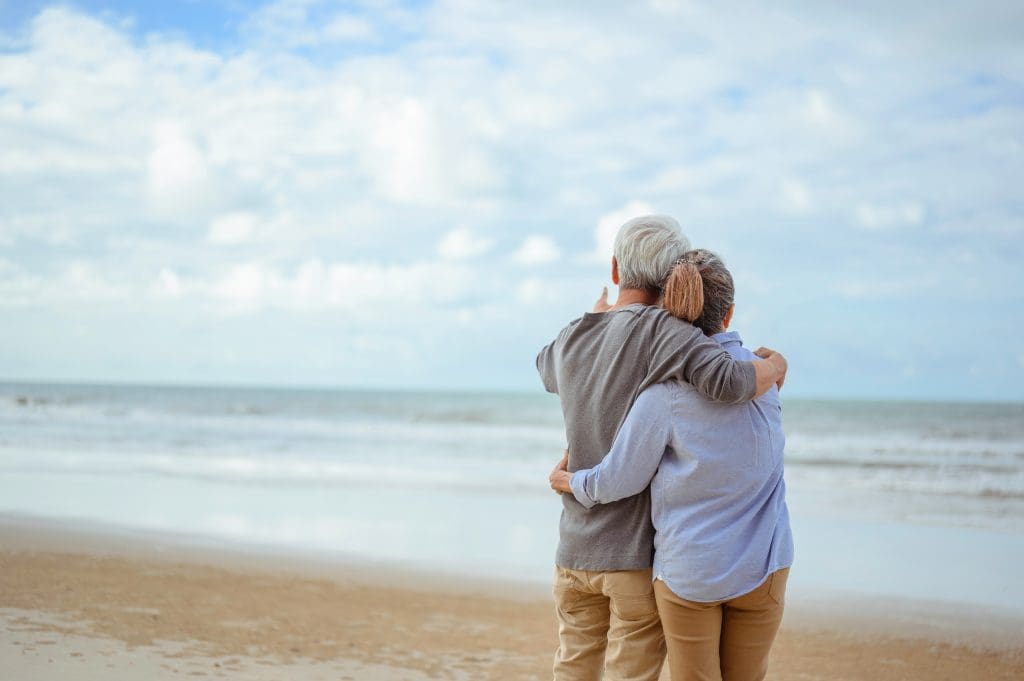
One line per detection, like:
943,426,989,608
570,470,598,509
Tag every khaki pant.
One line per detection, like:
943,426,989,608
653,568,789,681
552,566,666,681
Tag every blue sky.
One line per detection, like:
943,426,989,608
0,0,1022,400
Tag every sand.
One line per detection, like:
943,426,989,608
1,516,1021,680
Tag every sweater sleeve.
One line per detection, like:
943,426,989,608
536,317,585,395
646,313,756,404
570,386,672,508
535,340,559,394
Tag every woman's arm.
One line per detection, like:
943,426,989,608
563,386,673,509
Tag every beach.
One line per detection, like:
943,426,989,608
2,515,1022,681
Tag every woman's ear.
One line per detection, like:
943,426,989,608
611,257,620,285
722,304,735,330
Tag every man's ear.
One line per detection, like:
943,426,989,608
611,257,620,285
722,304,735,330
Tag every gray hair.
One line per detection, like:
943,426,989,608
613,215,690,291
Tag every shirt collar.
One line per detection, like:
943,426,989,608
711,330,742,347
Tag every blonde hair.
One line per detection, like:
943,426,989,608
663,249,734,335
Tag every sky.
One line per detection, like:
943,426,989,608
0,0,1022,401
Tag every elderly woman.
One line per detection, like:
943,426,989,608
550,249,794,681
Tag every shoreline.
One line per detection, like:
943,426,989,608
2,513,1023,680
0,511,552,602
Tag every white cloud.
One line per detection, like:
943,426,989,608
0,259,134,307
146,121,210,216
323,15,375,42
367,98,444,204
0,3,1022,397
805,90,841,128
855,202,925,229
512,235,560,266
239,2,408,49
360,94,504,206
590,200,655,262
437,227,493,260
212,263,266,312
516,277,546,304
57,262,131,303
208,212,258,245
649,166,698,193
207,258,477,315
779,179,813,215
649,0,690,13
833,273,938,300
154,267,183,299
0,259,41,306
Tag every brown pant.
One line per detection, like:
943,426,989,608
552,566,666,681
653,569,789,681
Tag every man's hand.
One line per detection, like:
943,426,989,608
549,449,572,495
753,347,788,391
592,287,612,313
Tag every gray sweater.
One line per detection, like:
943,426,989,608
536,304,758,571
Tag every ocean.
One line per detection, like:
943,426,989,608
2,382,1022,613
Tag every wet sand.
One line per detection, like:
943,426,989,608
1,516,1021,680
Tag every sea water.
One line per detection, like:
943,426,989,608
1,383,1022,613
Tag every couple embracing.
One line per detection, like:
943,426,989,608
536,215,793,681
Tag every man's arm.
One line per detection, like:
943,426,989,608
752,347,788,393
561,387,672,508
647,313,786,403
536,316,588,395
535,341,558,394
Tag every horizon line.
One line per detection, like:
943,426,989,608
2,377,1022,406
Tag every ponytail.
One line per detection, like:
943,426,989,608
662,249,735,336
663,260,704,323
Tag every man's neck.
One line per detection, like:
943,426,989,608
609,287,659,310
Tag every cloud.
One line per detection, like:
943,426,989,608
437,228,494,260
146,121,211,216
832,274,938,300
212,262,267,312
154,267,183,299
8,261,132,306
516,277,545,304
512,235,560,266
323,15,376,43
0,259,41,306
589,201,655,262
802,90,857,140
779,179,813,215
208,212,258,245
208,258,478,316
855,202,926,230
366,98,445,203
241,0,395,49
0,2,1021,397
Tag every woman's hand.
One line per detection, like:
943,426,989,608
550,449,572,495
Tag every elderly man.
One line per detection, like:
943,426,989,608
536,215,787,681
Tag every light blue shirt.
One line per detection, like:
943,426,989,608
570,330,794,602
